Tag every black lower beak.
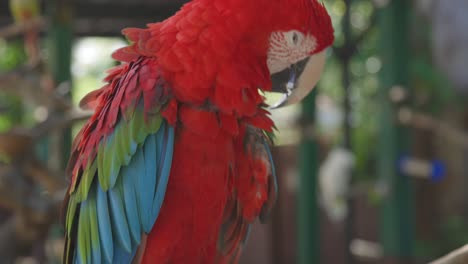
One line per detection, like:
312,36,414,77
267,51,327,109
271,57,309,94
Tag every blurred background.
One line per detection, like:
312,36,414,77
0,0,467,263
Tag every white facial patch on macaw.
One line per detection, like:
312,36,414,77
267,30,318,74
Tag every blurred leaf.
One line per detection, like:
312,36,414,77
0,40,26,71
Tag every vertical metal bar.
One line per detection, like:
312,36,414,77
342,0,352,149
378,0,414,261
298,90,320,264
342,0,354,263
48,1,72,85
46,0,73,169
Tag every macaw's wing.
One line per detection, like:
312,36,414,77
63,57,175,264
217,128,278,262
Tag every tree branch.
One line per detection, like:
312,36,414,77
24,161,66,194
430,245,468,264
0,17,45,39
32,109,93,140
0,67,73,110
397,107,468,149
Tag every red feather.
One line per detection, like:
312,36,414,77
69,58,167,192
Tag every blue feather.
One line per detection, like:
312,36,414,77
264,141,278,195
74,119,175,264
259,139,278,222
97,185,114,263
121,163,141,245
142,133,158,227
75,253,83,264
155,122,166,166
152,125,174,218
129,152,144,234
112,243,138,264
243,224,252,244
129,141,138,156
131,144,152,233
108,183,132,253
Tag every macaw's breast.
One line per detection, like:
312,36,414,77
140,105,274,263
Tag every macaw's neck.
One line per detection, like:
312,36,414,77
155,43,275,136
154,31,272,119
161,100,275,140
160,56,271,113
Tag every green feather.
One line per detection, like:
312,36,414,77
120,122,132,166
97,142,108,190
65,236,72,263
113,124,125,166
104,135,120,188
131,110,146,143
96,110,155,191
76,160,97,201
66,195,77,235
88,188,101,263
78,203,90,263
147,114,162,134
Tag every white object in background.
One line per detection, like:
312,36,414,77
350,239,383,260
319,148,355,222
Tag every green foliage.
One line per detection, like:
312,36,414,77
319,0,379,181
0,39,26,132
0,39,27,70
0,95,22,131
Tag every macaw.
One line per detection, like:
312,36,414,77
63,0,334,263
9,0,41,65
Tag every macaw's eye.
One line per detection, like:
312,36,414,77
286,30,303,46
292,32,299,44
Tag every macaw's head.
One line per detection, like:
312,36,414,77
192,0,335,108
263,0,335,107
267,0,334,108
202,0,335,109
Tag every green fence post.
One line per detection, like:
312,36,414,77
47,0,73,168
378,0,414,261
298,90,320,264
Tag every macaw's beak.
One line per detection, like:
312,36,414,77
269,50,327,108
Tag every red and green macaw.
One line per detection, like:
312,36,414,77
63,0,334,263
